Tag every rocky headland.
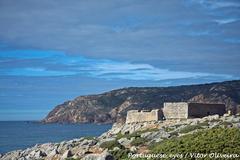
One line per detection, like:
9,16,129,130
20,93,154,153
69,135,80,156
1,114,240,160
42,80,240,124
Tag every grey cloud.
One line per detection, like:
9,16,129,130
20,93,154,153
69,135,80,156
0,0,239,76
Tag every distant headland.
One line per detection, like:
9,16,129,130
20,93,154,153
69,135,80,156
42,80,240,124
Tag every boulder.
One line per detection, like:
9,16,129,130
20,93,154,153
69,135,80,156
61,150,72,160
82,151,114,160
34,150,47,159
80,139,97,147
117,137,132,146
1,150,22,160
113,147,120,151
203,115,219,121
25,150,46,159
143,130,170,142
97,137,116,146
130,146,137,152
47,148,59,157
140,132,152,138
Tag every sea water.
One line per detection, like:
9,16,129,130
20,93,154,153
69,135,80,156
0,121,112,153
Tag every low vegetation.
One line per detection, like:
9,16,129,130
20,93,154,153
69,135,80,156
179,124,203,133
130,137,147,146
117,128,159,140
219,121,233,127
100,140,124,150
110,149,131,159
150,127,240,155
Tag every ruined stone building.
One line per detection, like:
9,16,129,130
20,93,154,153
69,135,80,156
126,109,163,123
126,102,226,123
163,102,226,119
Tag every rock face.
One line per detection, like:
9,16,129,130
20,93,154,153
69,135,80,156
42,80,240,123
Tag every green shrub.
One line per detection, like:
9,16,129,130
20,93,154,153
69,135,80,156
173,124,183,128
169,131,178,137
116,132,125,140
198,121,209,127
84,136,95,140
130,128,159,138
150,127,240,155
164,126,175,132
179,125,203,133
110,149,131,159
100,140,124,150
219,121,233,127
131,137,147,146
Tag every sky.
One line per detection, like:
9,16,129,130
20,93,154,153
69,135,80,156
0,0,240,120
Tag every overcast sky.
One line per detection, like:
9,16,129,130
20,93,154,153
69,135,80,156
0,0,239,120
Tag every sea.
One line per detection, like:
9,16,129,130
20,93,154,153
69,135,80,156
0,121,112,154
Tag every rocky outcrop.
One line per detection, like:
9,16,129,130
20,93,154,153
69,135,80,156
2,114,240,160
42,80,240,124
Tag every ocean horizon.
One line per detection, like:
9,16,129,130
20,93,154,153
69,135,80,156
0,121,112,154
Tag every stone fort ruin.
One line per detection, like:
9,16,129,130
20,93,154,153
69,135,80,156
126,102,226,123
126,109,163,124
163,102,226,119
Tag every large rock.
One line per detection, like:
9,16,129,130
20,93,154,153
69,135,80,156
203,115,219,121
82,151,114,160
141,129,170,142
47,148,59,157
97,137,116,146
61,150,72,159
117,137,132,146
0,150,22,160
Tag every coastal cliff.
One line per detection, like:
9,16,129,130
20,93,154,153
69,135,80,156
42,80,240,124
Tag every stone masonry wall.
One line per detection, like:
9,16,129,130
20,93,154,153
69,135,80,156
163,102,188,119
188,103,226,118
126,102,226,123
126,109,162,123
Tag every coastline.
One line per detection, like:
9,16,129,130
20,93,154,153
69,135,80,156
1,114,240,160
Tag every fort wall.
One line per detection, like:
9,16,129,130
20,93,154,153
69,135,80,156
163,102,226,119
126,109,163,123
188,103,225,118
163,102,188,119
126,102,226,123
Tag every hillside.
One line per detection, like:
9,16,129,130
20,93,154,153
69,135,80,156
42,80,240,123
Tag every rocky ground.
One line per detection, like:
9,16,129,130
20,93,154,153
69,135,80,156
1,113,240,160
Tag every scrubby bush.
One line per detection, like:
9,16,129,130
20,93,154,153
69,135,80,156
150,127,240,155
169,131,178,137
197,121,209,127
117,128,159,140
164,127,175,132
219,121,233,127
179,124,203,133
110,149,131,159
131,137,147,146
100,140,124,150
